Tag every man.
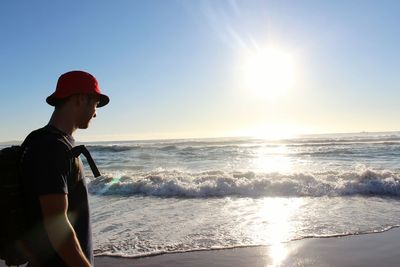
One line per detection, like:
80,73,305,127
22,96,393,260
20,71,109,267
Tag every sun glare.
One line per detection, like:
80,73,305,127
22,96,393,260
242,45,296,100
258,198,303,266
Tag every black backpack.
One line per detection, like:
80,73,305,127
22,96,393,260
0,145,27,266
0,131,101,266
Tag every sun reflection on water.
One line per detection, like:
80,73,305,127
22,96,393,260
256,198,303,266
252,145,292,173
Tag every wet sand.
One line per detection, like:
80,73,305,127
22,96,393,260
95,228,400,267
2,228,399,267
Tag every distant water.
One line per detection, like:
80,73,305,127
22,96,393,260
5,133,400,257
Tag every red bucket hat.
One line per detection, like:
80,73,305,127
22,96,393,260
46,70,110,108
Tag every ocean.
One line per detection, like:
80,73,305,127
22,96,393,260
7,132,400,258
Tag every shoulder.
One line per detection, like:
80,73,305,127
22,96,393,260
24,126,71,157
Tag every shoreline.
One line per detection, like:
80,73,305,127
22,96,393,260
2,228,400,267
94,228,400,266
93,225,400,260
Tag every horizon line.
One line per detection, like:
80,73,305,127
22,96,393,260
1,129,400,145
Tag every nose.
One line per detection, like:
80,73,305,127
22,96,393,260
93,112,97,118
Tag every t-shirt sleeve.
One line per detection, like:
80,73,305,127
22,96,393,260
31,138,72,195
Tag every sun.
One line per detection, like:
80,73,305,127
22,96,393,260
242,45,296,99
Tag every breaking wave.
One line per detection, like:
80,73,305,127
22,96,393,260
88,169,400,198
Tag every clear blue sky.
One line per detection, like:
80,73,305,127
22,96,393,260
1,0,400,142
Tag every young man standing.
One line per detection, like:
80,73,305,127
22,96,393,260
20,71,109,267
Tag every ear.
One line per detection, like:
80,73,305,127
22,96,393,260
74,94,86,107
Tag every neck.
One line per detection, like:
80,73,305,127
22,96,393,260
48,109,77,136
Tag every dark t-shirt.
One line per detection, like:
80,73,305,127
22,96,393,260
20,125,93,266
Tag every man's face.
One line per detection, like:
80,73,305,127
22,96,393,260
77,94,100,129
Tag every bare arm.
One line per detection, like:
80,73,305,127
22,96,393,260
39,194,92,267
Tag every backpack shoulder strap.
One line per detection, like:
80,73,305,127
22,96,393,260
70,145,101,177
44,125,101,178
23,125,101,178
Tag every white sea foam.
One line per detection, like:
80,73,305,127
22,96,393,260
88,169,400,198
90,192,400,258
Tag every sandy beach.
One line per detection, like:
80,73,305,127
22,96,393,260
3,227,398,267
93,228,400,267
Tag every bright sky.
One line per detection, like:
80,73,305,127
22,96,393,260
1,0,400,142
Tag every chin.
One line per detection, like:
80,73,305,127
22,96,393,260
78,123,90,129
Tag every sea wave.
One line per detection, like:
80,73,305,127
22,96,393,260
86,143,265,153
88,169,400,198
85,135,400,154
287,141,400,147
87,145,141,152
